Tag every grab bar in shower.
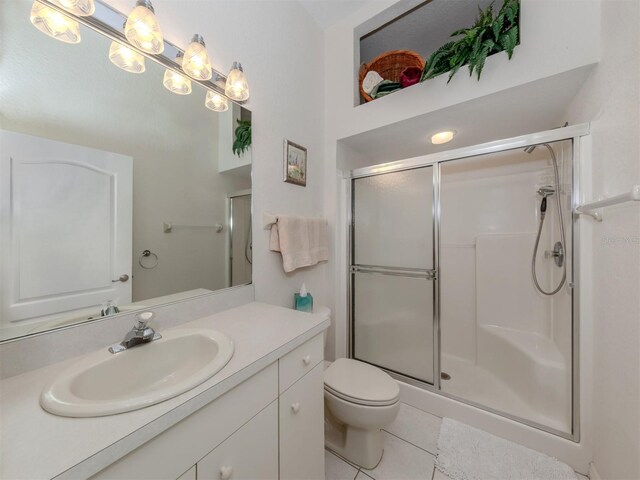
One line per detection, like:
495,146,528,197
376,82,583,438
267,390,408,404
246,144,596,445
350,265,437,280
575,184,640,222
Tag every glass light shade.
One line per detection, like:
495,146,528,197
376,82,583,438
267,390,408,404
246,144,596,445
30,1,81,44
205,91,229,112
430,130,456,145
109,41,145,73
225,63,250,101
125,0,164,54
51,0,95,16
182,34,212,81
163,69,192,95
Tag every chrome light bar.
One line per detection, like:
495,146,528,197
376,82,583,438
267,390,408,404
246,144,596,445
37,0,236,102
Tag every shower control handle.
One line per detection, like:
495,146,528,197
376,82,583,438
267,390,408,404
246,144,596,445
544,242,565,267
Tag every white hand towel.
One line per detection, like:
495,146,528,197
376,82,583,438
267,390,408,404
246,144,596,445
270,215,328,273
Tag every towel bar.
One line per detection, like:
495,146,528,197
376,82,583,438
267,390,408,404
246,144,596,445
163,222,223,233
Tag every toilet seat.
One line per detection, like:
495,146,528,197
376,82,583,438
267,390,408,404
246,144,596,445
324,358,400,407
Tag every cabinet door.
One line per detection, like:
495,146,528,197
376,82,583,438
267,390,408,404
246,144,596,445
279,363,325,480
198,400,278,480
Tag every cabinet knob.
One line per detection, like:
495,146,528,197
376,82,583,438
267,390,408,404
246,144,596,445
220,466,233,480
291,402,301,414
302,355,311,366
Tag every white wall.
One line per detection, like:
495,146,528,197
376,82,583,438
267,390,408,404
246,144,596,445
563,1,640,478
106,0,327,311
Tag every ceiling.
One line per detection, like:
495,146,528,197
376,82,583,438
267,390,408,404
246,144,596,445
298,0,373,29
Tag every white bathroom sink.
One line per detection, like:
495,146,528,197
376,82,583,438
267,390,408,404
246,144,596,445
40,329,234,417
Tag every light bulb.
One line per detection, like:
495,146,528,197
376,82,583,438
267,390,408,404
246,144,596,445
163,70,192,95
430,130,456,145
182,34,212,81
163,52,191,95
205,91,229,112
125,0,164,54
30,1,81,44
225,62,250,101
51,0,95,16
109,41,145,73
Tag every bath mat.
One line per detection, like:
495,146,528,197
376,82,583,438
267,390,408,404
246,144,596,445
436,418,577,480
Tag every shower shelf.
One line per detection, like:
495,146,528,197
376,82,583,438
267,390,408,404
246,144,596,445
575,184,640,222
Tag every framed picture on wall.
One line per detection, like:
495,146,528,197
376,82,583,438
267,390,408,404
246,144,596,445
284,139,307,186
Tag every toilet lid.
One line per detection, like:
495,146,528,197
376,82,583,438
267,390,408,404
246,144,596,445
324,358,400,406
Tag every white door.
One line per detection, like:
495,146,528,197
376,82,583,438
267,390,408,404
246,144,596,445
0,130,133,325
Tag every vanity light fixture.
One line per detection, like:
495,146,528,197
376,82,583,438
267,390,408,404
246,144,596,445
30,1,81,44
109,41,146,73
431,130,456,145
51,0,95,16
163,53,192,95
205,91,229,112
124,0,164,55
182,34,212,81
224,62,250,102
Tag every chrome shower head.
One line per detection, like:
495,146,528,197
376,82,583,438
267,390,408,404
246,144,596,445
537,185,555,198
524,145,537,154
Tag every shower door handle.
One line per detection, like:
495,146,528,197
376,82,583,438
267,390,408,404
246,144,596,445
350,265,437,280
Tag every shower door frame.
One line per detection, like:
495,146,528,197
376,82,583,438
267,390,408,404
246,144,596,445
227,190,252,288
346,123,590,442
349,164,441,388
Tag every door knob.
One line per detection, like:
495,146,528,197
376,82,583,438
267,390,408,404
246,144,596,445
291,402,301,414
112,274,129,283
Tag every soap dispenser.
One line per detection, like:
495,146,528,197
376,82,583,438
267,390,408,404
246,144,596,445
294,283,313,313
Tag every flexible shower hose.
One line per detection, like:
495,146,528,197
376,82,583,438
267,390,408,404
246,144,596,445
532,143,567,296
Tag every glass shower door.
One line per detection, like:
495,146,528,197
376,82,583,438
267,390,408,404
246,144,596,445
351,166,436,384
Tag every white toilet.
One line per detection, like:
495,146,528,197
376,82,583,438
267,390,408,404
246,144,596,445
324,358,400,469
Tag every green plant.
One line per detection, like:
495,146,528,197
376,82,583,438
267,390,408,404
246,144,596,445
232,119,252,156
421,0,520,83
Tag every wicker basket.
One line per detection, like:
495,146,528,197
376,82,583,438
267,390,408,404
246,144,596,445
359,50,425,102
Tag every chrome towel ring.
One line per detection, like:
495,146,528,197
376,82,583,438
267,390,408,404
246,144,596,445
139,250,159,269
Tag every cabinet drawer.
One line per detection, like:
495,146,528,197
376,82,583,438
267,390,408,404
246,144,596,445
279,363,325,480
198,401,278,480
279,333,323,393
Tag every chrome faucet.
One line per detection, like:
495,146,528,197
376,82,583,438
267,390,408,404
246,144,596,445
108,311,162,354
101,300,120,316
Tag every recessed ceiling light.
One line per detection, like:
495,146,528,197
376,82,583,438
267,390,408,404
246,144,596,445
431,130,456,145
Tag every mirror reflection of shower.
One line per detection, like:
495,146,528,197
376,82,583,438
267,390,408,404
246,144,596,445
228,192,252,287
525,143,567,296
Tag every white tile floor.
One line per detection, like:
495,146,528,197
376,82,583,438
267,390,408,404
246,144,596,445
325,403,590,480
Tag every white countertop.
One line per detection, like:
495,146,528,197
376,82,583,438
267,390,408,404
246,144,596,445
0,302,330,480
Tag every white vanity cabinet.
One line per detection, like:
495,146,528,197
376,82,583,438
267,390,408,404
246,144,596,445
92,333,325,480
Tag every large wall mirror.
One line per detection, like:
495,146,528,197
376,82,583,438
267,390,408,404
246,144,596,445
0,0,252,342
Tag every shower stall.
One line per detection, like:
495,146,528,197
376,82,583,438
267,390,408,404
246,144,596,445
348,127,584,439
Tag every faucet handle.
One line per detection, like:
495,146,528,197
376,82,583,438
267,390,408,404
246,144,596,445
134,311,154,330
